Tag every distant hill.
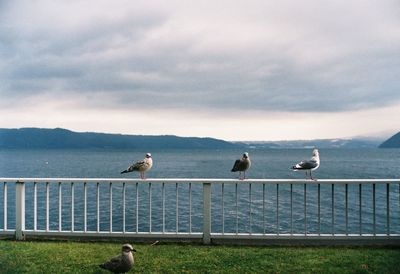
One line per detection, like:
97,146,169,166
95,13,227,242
0,127,389,150
237,138,383,149
379,132,400,148
0,128,241,149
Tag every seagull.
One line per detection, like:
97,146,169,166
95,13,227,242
99,244,136,274
231,152,251,180
292,149,320,180
121,153,153,179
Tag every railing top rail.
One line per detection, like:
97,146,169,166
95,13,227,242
1,178,399,184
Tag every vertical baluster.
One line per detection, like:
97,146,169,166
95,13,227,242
46,182,49,232
373,183,376,236
332,184,335,235
84,182,87,232
276,183,279,235
96,182,100,233
304,184,307,235
222,183,224,234
71,182,74,232
318,183,321,235
345,184,348,235
149,183,152,233
162,182,165,233
359,184,362,235
202,183,211,244
122,182,126,233
3,182,6,230
386,183,390,235
34,182,37,231
263,183,266,234
176,183,179,233
109,182,112,233
189,183,192,233
235,183,238,234
136,182,139,233
58,182,62,232
249,183,252,234
290,184,293,235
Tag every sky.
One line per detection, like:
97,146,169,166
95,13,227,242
0,0,399,141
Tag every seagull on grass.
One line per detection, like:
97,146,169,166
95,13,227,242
121,153,153,179
231,152,251,180
99,244,136,274
292,149,320,180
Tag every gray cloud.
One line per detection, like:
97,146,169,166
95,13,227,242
1,0,400,113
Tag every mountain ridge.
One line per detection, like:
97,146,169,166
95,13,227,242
379,131,400,148
0,127,392,149
0,127,240,149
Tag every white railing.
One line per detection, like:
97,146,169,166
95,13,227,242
1,178,400,245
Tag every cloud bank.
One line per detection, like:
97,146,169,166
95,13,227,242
1,0,399,139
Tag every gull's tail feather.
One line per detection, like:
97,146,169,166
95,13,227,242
292,165,300,170
121,170,129,174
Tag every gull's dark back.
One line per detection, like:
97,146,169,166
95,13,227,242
128,161,145,172
99,256,131,274
231,158,249,172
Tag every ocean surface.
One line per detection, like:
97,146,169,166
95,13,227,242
1,148,399,234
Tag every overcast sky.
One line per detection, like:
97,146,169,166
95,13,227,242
1,0,399,140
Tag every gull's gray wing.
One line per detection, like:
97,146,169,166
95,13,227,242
293,159,318,170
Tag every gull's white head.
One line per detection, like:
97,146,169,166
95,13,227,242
312,149,319,157
243,152,249,159
146,153,152,158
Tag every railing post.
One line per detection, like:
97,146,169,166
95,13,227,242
15,181,25,240
203,182,211,244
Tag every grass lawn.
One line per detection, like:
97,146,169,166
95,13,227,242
0,240,399,273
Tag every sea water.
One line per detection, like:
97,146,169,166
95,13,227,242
1,148,399,234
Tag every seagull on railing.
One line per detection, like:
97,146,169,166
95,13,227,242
99,244,136,273
231,152,251,180
121,153,153,179
292,149,320,180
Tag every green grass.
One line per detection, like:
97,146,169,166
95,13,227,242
0,240,399,273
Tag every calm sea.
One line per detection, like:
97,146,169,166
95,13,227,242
1,148,399,234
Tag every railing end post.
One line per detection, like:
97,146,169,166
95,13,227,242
15,180,26,240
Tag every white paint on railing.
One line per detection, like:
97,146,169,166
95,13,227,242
58,182,62,232
276,184,279,235
1,178,400,244
4,182,7,231
162,182,165,233
189,182,192,233
122,182,126,233
148,183,152,233
332,184,335,234
15,181,25,240
84,182,87,232
202,182,211,244
46,182,49,232
71,182,74,232
3,178,400,183
109,182,112,233
304,184,307,235
96,182,99,233
33,182,37,231
135,182,139,233
176,183,179,233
